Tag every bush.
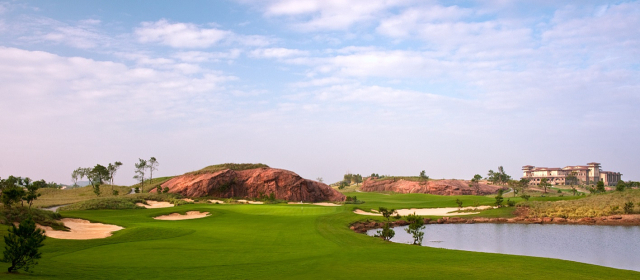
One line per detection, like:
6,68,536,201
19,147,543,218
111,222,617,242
520,194,530,201
455,199,463,209
506,199,516,207
60,197,145,211
0,207,65,231
375,223,395,241
624,202,634,214
1,216,46,273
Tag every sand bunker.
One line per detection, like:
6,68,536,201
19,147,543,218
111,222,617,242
154,211,210,220
136,200,174,208
182,198,195,202
313,202,341,206
209,199,225,204
38,218,123,240
354,206,494,217
287,202,341,206
237,200,263,204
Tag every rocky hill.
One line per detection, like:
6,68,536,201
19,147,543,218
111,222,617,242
159,164,345,202
360,177,505,195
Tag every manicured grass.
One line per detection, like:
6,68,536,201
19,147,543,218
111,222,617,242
2,194,638,279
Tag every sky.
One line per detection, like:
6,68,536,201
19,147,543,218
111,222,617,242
0,0,638,185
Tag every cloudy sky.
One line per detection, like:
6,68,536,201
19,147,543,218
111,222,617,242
1,0,638,185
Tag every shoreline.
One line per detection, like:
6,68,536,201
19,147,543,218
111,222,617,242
350,214,640,233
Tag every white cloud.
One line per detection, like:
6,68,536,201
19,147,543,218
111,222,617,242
250,47,309,58
245,0,413,30
135,19,231,48
0,47,236,127
12,17,111,49
135,19,272,48
172,50,242,63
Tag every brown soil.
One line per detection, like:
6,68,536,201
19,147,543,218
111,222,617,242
159,167,345,202
360,178,505,195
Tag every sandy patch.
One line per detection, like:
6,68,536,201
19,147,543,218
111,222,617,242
38,218,123,240
209,199,225,204
154,211,210,220
136,200,174,208
237,199,264,204
182,198,194,202
312,202,341,206
288,202,307,204
354,206,495,216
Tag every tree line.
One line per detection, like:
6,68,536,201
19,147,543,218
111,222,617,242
71,157,158,196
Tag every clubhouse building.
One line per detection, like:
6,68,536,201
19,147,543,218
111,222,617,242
522,162,622,186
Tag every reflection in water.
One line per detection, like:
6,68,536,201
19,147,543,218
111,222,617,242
367,224,640,272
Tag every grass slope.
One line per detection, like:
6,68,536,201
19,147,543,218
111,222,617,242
187,163,269,175
2,192,638,279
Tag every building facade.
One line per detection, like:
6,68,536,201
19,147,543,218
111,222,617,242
522,162,622,186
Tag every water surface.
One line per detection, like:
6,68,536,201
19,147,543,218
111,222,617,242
368,224,640,271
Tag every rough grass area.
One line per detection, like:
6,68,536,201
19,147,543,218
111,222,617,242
60,193,192,211
525,189,640,218
187,163,269,175
0,207,66,230
34,185,133,208
130,176,175,193
1,200,637,279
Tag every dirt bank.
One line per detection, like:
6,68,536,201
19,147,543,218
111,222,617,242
160,167,345,202
360,178,505,195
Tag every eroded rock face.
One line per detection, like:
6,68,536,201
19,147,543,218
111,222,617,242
160,168,345,202
360,178,505,195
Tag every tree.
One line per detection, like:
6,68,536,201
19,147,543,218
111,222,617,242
88,164,109,196
595,180,606,193
487,166,511,185
616,181,626,192
455,199,463,209
1,176,26,209
23,180,44,209
147,157,159,182
494,189,504,207
107,161,123,195
565,171,579,186
469,174,482,194
1,216,46,273
378,207,397,222
376,223,395,241
405,213,425,245
419,170,429,182
134,158,147,192
507,180,519,197
71,169,81,187
156,186,162,193
539,178,551,194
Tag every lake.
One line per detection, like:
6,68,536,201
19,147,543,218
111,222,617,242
367,223,640,271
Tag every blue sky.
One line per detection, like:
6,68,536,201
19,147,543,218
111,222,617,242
1,0,639,184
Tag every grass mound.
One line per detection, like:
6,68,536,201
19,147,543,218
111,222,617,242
60,193,192,211
0,207,66,230
188,163,269,175
34,184,132,208
130,176,175,193
525,189,640,218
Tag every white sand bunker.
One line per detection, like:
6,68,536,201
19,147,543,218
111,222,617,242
39,218,123,240
154,211,210,220
136,200,174,208
209,199,225,204
354,206,495,216
287,202,341,206
182,198,194,202
237,200,263,204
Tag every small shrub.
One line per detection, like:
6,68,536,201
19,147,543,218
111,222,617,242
375,223,395,241
163,187,169,194
455,199,463,209
494,194,503,207
112,190,119,196
624,202,634,214
506,199,515,207
557,189,562,193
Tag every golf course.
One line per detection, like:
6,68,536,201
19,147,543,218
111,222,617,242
2,191,639,279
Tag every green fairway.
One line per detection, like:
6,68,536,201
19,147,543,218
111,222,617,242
2,196,639,279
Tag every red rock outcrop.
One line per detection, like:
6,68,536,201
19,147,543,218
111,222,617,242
159,167,345,202
360,178,505,195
